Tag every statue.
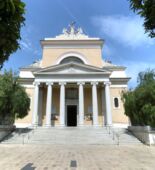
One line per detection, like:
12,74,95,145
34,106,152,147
61,22,87,38
68,21,76,35
62,28,69,35
77,27,83,34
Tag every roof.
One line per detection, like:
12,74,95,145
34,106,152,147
20,60,42,71
33,62,112,76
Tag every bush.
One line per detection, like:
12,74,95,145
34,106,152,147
0,70,30,125
122,69,155,127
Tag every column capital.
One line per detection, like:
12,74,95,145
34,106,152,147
33,82,40,86
59,82,66,86
46,82,53,86
77,82,85,85
104,81,111,86
91,81,98,86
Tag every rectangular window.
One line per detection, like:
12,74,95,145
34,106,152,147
66,88,78,99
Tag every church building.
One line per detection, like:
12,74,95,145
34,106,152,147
17,24,130,127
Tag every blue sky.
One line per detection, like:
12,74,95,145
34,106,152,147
3,0,155,88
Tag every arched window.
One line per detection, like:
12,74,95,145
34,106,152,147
114,97,119,108
60,56,84,64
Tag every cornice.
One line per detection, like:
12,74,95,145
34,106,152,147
40,39,104,48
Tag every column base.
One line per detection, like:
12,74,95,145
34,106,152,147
31,123,38,129
58,124,65,127
93,124,100,127
105,124,113,127
44,124,52,128
78,123,84,127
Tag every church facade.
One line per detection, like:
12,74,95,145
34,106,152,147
17,24,130,127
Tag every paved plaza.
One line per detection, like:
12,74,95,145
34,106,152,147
0,144,155,170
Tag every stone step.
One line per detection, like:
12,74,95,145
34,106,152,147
1,127,142,145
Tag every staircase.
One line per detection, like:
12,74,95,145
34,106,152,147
1,127,142,145
108,127,142,145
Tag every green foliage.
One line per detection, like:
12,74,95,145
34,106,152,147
137,69,155,85
129,0,155,38
0,0,25,68
122,69,155,127
0,70,30,125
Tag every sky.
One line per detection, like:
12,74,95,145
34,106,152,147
3,0,155,88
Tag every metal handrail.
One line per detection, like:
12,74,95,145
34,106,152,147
106,126,120,145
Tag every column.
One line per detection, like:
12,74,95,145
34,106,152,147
91,82,99,126
78,82,85,126
32,82,40,126
45,82,53,127
104,81,112,126
38,88,43,126
59,82,66,126
101,88,106,126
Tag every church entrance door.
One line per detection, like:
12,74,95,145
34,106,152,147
67,105,77,126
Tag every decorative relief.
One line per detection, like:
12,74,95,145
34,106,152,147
68,66,76,73
51,114,59,121
85,114,92,121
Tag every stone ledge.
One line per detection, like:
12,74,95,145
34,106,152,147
128,126,155,145
0,125,15,141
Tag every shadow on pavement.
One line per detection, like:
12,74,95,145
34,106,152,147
21,163,36,170
1,128,33,142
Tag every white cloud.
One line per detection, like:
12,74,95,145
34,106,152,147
122,61,155,88
20,39,32,51
20,30,41,57
92,15,154,48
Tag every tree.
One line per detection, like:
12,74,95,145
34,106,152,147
137,69,155,85
0,0,25,68
0,71,30,125
122,69,155,127
129,0,155,38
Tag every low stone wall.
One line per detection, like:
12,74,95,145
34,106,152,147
128,126,155,145
0,125,15,141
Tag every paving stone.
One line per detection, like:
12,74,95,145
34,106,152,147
1,144,154,169
0,127,153,169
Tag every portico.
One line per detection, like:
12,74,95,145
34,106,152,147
32,78,112,127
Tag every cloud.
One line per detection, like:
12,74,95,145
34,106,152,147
122,61,155,88
92,15,154,48
20,38,32,51
19,28,41,57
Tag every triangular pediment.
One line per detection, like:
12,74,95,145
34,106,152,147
33,62,111,75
